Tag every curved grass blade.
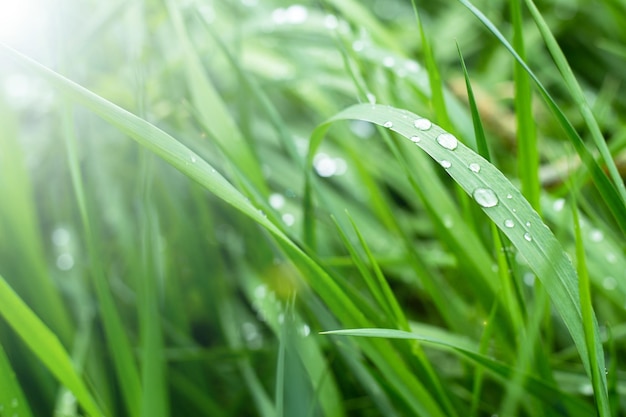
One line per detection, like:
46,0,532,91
0,275,105,417
1,46,451,417
456,0,626,236
321,328,595,416
309,103,605,390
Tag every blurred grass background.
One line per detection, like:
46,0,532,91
0,0,625,416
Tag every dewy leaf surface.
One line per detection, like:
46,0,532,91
309,103,606,389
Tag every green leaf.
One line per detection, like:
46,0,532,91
320,328,595,416
310,103,604,387
0,275,105,417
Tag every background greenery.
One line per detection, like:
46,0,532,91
0,0,625,416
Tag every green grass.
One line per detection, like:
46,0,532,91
0,0,625,416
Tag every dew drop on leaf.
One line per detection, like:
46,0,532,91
383,121,393,128
410,135,421,143
504,219,514,228
413,118,432,130
469,162,480,173
473,188,498,208
436,133,458,150
524,232,532,242
440,160,451,169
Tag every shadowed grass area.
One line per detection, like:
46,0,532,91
0,0,624,416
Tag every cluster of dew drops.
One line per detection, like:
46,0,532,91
382,116,536,243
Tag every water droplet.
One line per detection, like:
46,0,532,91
254,285,268,299
603,277,617,290
282,213,295,226
404,60,420,73
410,135,421,143
324,14,339,29
469,163,481,173
606,253,617,264
269,193,285,209
413,118,432,130
579,383,593,395
504,219,515,228
382,56,395,68
56,253,74,271
473,188,499,208
525,221,531,227
590,229,604,242
383,121,393,128
436,133,458,150
51,227,70,246
524,233,532,242
284,4,308,24
553,198,565,212
313,153,336,177
300,324,311,337
523,273,535,286
242,322,263,350
440,160,451,169
506,194,513,199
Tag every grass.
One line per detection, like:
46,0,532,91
0,0,624,416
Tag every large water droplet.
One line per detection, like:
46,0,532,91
553,198,565,212
383,121,393,128
469,163,480,173
436,133,458,150
313,153,336,177
603,277,617,290
606,253,617,264
590,229,604,242
473,188,499,208
324,14,339,29
52,227,70,246
56,253,74,271
269,193,285,209
254,284,268,299
382,56,395,68
413,118,432,130
504,219,515,228
523,273,536,286
440,160,451,169
524,232,532,242
300,324,311,337
282,213,295,226
410,136,421,143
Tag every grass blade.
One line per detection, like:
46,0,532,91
510,0,540,212
456,0,626,235
0,275,105,417
311,103,605,386
522,0,626,207
321,328,595,416
572,199,611,416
